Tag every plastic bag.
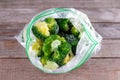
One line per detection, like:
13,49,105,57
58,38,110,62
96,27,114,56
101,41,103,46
15,8,102,73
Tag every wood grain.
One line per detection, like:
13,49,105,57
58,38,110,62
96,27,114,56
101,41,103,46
93,23,120,39
0,22,25,30
94,40,120,57
0,39,120,58
0,0,120,9
0,39,26,58
1,8,120,23
0,58,120,80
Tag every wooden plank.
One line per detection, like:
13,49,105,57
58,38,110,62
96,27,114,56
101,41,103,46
0,8,120,24
0,30,20,37
0,58,120,80
0,39,120,58
0,9,34,24
0,8,120,23
0,22,25,30
92,23,120,39
0,39,26,58
80,8,120,22
0,22,120,39
0,0,120,9
94,40,120,57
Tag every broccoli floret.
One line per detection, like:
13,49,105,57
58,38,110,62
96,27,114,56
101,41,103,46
68,19,74,28
60,33,79,55
42,35,66,57
32,22,50,40
58,30,79,55
42,35,71,66
55,18,70,32
63,52,74,64
58,42,71,56
52,50,62,62
51,40,61,51
52,42,71,66
59,33,78,46
45,18,59,34
32,39,43,57
40,55,59,70
44,61,59,70
65,34,78,46
71,27,79,37
40,56,48,65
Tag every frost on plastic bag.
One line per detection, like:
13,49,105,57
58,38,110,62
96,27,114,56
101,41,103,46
16,8,102,73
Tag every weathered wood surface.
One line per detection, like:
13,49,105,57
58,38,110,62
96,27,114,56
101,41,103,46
1,8,120,23
0,0,120,80
0,59,120,80
0,0,120,9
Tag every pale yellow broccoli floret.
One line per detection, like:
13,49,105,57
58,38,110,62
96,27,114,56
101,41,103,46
32,39,43,57
32,21,50,40
44,61,59,70
63,52,74,64
35,22,50,37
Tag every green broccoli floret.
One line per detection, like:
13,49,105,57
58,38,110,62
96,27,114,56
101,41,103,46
42,35,66,57
52,42,71,66
32,22,50,40
55,18,70,32
40,56,48,65
40,56,59,70
71,27,79,37
45,18,59,34
51,40,61,51
68,19,74,28
65,34,78,46
59,33,79,55
42,35,71,66
59,33,78,46
58,42,71,56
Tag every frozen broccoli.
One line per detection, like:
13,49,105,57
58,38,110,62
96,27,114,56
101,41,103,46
40,56,59,70
52,41,71,66
45,18,59,34
60,34,79,55
67,34,78,45
55,18,70,32
42,35,66,57
32,22,50,40
31,18,78,69
71,26,79,37
40,56,48,65
32,39,43,57
44,61,59,70
42,35,71,66
63,52,74,64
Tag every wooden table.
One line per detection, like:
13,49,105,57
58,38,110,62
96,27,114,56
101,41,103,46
0,0,120,80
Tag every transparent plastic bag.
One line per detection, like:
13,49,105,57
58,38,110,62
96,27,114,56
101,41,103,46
15,8,102,73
